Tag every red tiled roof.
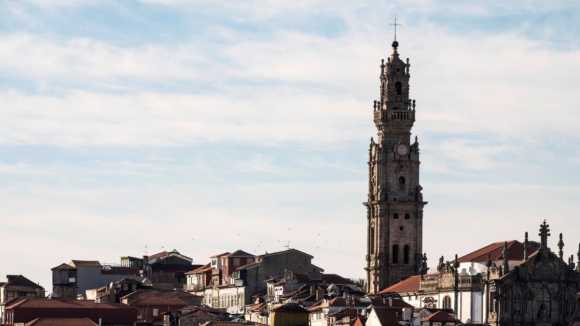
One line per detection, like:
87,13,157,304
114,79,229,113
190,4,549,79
6,298,134,310
201,322,268,326
456,240,537,263
371,308,403,326
378,274,438,294
182,310,218,318
51,263,77,271
249,302,268,312
421,310,458,322
129,297,189,306
120,289,196,300
235,261,260,270
210,252,231,258
186,263,212,275
71,260,102,267
328,297,413,308
2,275,44,292
26,318,97,326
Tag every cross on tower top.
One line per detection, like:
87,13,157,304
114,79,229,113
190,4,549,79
390,15,401,42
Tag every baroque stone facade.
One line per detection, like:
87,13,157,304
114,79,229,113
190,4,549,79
365,40,427,293
484,221,580,326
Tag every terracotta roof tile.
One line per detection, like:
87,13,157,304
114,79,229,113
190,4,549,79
456,240,537,263
6,298,135,309
51,263,77,271
371,308,403,326
186,263,212,275
120,289,196,300
2,275,44,291
235,261,260,270
130,297,189,306
249,302,268,312
421,310,458,322
328,297,413,308
378,274,438,294
210,252,231,258
201,322,268,326
25,318,98,326
71,260,102,267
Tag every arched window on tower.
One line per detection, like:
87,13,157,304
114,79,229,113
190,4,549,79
399,177,406,191
395,82,402,97
403,245,410,264
443,296,451,309
392,245,399,264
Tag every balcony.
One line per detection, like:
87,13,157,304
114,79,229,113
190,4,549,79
184,284,205,292
389,109,414,120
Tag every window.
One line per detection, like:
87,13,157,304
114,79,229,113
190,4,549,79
405,214,410,219
395,82,402,95
247,258,254,263
403,245,410,264
392,245,399,264
399,177,406,191
234,258,240,266
399,226,404,231
132,284,137,291
443,296,451,309
153,308,159,316
393,214,399,219
536,288,550,318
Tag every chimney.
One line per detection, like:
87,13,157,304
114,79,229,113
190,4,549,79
143,255,149,268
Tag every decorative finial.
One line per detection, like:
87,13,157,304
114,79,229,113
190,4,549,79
502,241,509,275
486,252,492,268
539,220,550,251
524,231,529,260
577,243,580,262
390,15,401,44
558,233,564,260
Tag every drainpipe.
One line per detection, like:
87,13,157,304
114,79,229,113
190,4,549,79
98,318,102,326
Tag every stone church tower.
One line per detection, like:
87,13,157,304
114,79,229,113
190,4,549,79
365,40,427,293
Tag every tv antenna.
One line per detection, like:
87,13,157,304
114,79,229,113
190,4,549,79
278,240,290,250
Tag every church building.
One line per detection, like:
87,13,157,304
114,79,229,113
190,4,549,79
363,37,580,326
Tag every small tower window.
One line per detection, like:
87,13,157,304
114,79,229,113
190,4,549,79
443,296,451,309
392,245,399,264
403,245,410,264
395,82,402,96
404,214,410,219
399,177,406,191
393,213,399,219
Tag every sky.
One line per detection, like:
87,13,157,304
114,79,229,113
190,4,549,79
1,0,580,292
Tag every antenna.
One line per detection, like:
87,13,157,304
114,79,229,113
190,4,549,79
390,15,401,41
144,244,148,255
278,240,290,250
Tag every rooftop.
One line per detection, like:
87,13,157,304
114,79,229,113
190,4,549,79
456,240,537,263
71,260,102,267
25,318,97,326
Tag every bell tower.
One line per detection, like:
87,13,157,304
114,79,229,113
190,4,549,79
364,39,427,293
